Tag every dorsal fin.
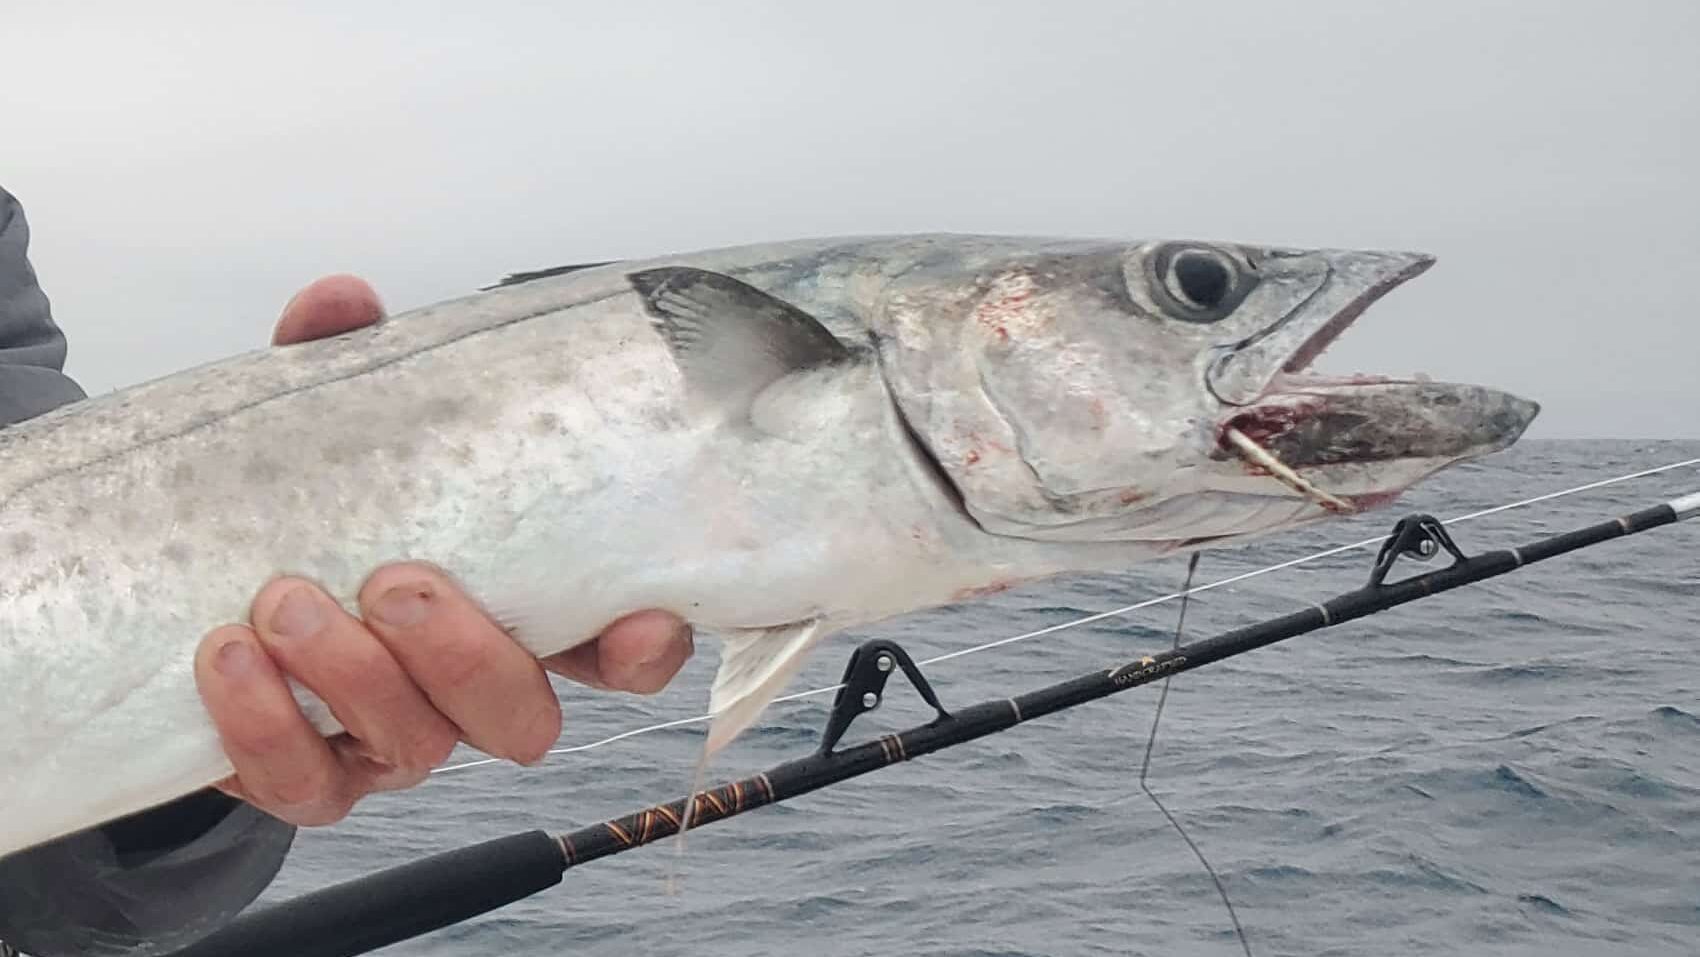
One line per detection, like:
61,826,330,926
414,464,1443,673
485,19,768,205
482,261,617,290
628,266,851,413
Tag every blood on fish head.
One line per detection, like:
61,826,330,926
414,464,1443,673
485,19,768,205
867,237,1539,547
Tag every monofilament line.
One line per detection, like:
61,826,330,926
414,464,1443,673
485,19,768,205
433,455,1700,775
1138,554,1253,956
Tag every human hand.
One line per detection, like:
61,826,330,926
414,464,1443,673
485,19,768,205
192,275,694,826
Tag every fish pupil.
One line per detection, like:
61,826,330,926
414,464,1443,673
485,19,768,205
1174,252,1231,309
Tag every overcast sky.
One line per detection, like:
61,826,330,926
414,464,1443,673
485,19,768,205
4,1,1695,438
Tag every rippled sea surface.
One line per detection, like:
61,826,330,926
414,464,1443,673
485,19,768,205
266,440,1700,956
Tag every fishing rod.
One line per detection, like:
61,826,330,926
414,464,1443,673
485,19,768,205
165,491,1700,957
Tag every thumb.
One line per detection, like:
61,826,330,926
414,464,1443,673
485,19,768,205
273,274,385,345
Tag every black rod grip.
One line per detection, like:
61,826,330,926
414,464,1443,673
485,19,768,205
165,829,565,957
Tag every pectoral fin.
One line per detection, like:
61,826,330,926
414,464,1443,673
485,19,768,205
628,267,851,415
706,619,831,753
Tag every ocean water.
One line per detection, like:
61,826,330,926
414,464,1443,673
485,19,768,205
264,440,1700,957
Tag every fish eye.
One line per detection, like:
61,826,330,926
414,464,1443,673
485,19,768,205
1169,251,1231,309
1147,244,1250,323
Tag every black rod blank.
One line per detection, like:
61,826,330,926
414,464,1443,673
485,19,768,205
166,830,565,957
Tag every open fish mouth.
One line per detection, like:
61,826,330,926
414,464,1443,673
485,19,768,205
1208,251,1539,508
1217,376,1540,508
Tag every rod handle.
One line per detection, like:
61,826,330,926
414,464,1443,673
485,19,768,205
164,829,565,957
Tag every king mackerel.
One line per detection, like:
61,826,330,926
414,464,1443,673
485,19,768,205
0,234,1537,858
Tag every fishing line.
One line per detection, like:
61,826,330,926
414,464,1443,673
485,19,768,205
1137,554,1254,956
433,455,1700,775
1128,428,1304,954
1131,431,1349,954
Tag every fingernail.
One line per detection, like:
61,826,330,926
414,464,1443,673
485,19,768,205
215,639,258,677
270,586,326,640
373,583,432,628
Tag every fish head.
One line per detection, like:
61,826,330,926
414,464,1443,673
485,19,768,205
869,237,1539,545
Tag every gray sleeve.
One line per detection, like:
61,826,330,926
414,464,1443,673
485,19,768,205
0,186,299,955
0,186,86,422
0,797,295,957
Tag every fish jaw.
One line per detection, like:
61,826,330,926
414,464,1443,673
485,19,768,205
1198,246,1539,518
1213,375,1540,508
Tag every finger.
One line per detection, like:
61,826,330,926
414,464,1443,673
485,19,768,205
358,563,562,764
540,642,611,690
194,625,355,826
219,735,433,803
249,578,460,778
272,274,385,345
331,736,438,793
543,611,694,695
